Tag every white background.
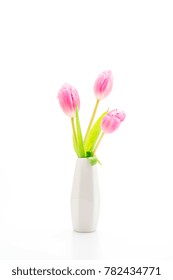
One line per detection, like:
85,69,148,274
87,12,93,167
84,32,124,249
0,0,173,274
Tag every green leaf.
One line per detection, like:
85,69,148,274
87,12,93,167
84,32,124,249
96,156,102,166
84,109,108,153
72,133,79,156
75,107,85,157
86,151,92,157
88,155,102,166
88,156,98,166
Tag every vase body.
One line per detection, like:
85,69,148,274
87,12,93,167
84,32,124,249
71,158,100,233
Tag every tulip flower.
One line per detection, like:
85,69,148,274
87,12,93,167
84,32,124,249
58,83,80,118
93,109,126,155
84,70,113,142
57,71,125,165
101,109,126,133
57,83,80,145
94,70,113,100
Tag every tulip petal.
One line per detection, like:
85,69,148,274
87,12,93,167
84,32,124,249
101,109,125,133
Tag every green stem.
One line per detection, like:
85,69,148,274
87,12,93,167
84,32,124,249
84,99,100,143
71,117,77,145
93,132,104,155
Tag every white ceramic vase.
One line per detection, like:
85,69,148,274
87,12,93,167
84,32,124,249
71,158,100,233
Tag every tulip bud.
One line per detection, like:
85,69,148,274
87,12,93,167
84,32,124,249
94,70,113,100
101,109,126,134
57,83,80,118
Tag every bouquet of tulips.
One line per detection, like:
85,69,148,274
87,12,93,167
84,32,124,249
57,71,126,165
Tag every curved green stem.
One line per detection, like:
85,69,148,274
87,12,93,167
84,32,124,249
93,132,104,155
71,117,77,145
84,99,100,143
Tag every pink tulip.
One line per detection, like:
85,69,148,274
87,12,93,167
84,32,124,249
94,70,113,100
101,109,126,134
57,83,80,118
